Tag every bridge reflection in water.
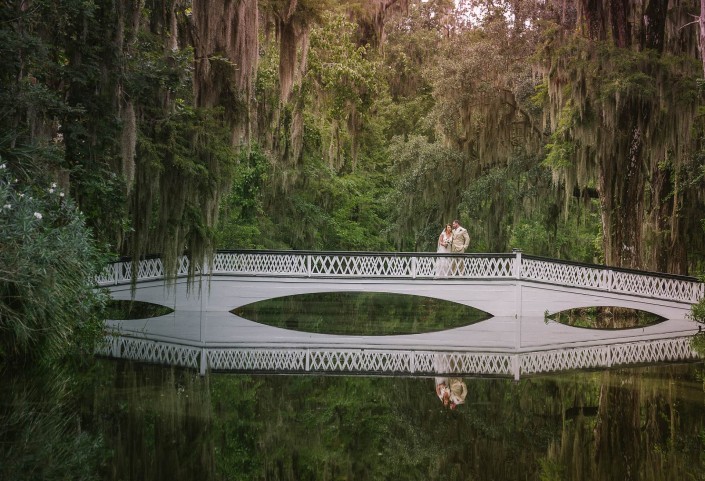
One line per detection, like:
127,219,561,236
98,250,704,379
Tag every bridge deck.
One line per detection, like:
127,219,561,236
107,277,698,351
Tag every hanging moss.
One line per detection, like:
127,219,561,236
540,28,702,271
191,0,259,146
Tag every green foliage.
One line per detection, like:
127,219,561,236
308,13,380,117
509,199,601,262
691,332,705,357
0,163,108,366
387,135,465,250
217,146,269,249
691,297,705,324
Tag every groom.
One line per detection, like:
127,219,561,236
450,219,470,275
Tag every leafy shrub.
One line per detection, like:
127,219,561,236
0,163,108,367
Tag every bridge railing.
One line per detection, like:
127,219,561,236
96,334,700,379
521,255,704,303
211,250,516,278
97,250,704,303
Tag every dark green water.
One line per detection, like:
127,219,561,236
2,360,705,481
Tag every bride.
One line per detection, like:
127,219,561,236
435,224,452,276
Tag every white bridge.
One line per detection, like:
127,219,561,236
98,250,704,379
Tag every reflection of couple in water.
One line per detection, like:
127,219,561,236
435,377,468,410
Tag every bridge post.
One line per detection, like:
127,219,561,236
307,255,311,278
305,349,311,371
606,269,613,292
111,336,121,357
411,257,417,279
512,248,522,279
511,355,520,380
199,349,207,376
512,249,523,349
606,345,612,367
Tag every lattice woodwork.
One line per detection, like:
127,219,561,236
521,337,698,375
213,252,308,275
611,271,702,303
208,349,307,371
97,337,200,368
521,258,607,289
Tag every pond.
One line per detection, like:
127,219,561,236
1,359,705,480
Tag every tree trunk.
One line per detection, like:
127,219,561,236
643,0,667,52
701,0,705,77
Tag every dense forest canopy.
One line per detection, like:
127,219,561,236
2,0,705,275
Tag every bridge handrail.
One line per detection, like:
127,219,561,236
96,250,704,303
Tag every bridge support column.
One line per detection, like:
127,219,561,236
512,355,520,381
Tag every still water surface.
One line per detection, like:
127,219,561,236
3,292,704,480
2,360,704,480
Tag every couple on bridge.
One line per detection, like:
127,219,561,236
436,219,470,276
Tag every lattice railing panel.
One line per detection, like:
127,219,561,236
213,253,308,275
521,259,607,289
414,352,514,375
208,349,306,371
457,257,515,278
609,338,698,365
108,337,200,368
611,271,703,303
309,255,411,277
306,350,406,372
521,347,610,374
520,337,699,375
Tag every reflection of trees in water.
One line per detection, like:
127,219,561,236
0,367,102,481
65,361,705,480
549,307,664,329
232,292,491,335
86,362,217,481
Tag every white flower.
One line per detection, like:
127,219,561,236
18,193,24,198
49,188,55,194
51,182,57,188
33,212,42,220
0,164,5,169
59,192,65,198
3,204,10,210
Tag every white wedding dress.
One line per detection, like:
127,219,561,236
437,232,451,254
435,231,452,276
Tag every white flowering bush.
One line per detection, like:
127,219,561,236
0,162,108,366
